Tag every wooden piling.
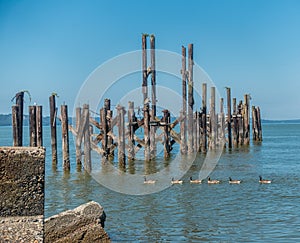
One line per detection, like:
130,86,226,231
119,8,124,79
117,105,126,168
100,107,108,159
150,35,157,159
75,107,82,166
49,95,57,165
237,101,244,146
127,101,136,161
187,43,194,153
209,87,216,149
36,105,43,146
180,46,187,154
143,103,150,161
162,109,171,158
142,34,148,103
243,94,250,145
29,106,37,147
12,105,20,146
83,104,91,172
104,99,114,160
252,106,258,141
150,35,156,118
219,98,225,146
61,104,70,170
201,83,207,153
226,87,232,149
15,92,24,146
257,106,263,141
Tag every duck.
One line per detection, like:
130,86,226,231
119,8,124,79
259,176,271,184
171,177,183,184
207,177,220,184
190,176,202,184
229,177,241,184
143,176,156,184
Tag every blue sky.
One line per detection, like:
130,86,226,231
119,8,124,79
0,0,300,119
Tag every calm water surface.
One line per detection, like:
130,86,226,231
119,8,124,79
1,123,300,242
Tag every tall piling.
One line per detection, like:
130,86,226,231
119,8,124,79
209,87,216,149
61,104,70,170
49,95,57,165
150,35,157,159
226,87,232,149
201,83,207,153
75,107,82,166
187,43,194,153
180,46,187,154
83,104,91,172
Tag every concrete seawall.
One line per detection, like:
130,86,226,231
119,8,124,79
0,146,45,242
0,146,110,242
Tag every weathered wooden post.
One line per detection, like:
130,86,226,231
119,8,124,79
142,34,148,103
252,106,258,141
180,46,187,154
144,103,150,161
104,99,114,160
162,109,171,158
61,104,70,170
187,43,194,153
150,35,157,159
75,107,82,166
257,106,263,141
117,105,126,169
29,105,37,147
15,92,24,146
201,83,207,153
127,101,136,161
12,105,20,146
100,106,108,159
237,100,244,146
232,97,238,146
49,95,57,165
194,111,200,152
243,94,250,145
83,104,91,172
209,87,216,149
226,87,232,149
36,105,43,146
233,97,237,114
219,98,225,146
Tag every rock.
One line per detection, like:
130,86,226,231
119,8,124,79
45,201,110,243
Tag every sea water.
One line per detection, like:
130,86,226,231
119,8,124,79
1,122,299,242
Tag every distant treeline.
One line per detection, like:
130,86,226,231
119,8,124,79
0,114,299,126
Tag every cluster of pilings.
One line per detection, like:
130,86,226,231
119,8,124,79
10,34,263,172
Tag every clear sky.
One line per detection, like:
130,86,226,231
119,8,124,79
0,0,300,119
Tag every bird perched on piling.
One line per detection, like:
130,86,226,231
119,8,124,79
207,177,220,184
229,177,241,184
259,176,271,184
